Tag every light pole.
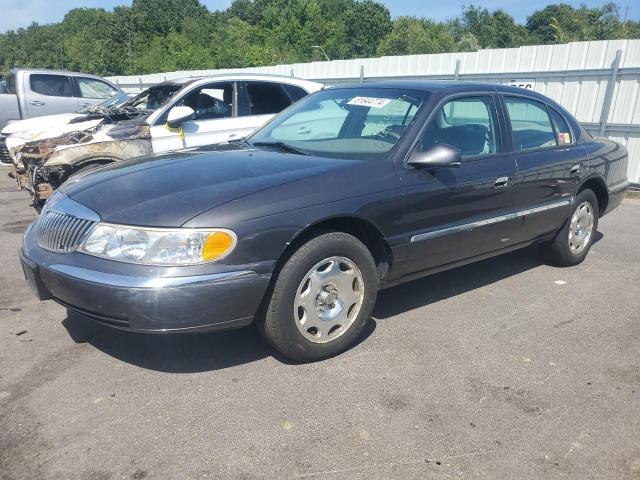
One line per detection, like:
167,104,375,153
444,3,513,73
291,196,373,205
311,45,330,62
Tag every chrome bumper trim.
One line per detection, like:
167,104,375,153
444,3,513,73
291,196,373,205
48,264,255,289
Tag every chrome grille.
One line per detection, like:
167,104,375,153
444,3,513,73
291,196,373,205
37,211,96,253
0,137,11,165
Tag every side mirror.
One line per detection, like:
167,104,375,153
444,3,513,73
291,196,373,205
166,106,195,128
407,144,462,168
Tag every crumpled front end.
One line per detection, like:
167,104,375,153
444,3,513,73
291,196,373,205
12,120,152,209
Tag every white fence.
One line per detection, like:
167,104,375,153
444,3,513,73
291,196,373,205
107,39,640,184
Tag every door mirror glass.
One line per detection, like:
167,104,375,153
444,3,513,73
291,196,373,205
166,106,195,128
407,144,462,168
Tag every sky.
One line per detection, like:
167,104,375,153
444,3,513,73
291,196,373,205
0,0,638,34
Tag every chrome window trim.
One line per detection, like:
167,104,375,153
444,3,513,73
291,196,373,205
410,198,572,243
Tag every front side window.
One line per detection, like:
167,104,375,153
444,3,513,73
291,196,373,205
177,82,234,120
247,82,292,115
29,74,73,97
249,88,426,160
420,96,500,157
77,77,117,99
504,97,557,151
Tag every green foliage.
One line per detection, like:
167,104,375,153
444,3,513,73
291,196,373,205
377,17,454,56
0,0,637,76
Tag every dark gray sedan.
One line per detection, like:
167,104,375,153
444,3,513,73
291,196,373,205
20,82,630,362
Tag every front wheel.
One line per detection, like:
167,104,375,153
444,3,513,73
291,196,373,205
259,232,379,362
545,189,599,266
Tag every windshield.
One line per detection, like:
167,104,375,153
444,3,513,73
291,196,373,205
249,88,427,160
121,83,183,112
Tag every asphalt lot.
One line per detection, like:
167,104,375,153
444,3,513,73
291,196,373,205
1,171,639,480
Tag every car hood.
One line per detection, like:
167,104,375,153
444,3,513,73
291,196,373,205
60,145,360,227
2,113,86,136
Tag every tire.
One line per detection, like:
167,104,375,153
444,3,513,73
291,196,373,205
545,189,599,266
260,232,379,362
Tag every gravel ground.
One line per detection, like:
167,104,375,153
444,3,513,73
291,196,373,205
1,170,639,480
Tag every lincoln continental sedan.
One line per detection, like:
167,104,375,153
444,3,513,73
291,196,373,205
20,81,630,362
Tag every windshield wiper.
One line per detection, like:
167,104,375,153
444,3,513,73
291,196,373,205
251,141,310,156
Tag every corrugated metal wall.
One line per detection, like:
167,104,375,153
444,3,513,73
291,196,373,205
107,39,640,183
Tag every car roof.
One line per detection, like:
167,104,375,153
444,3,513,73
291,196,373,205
333,80,560,104
9,68,110,80
156,73,322,90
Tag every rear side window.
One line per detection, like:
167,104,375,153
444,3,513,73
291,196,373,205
6,74,16,94
420,96,500,157
247,82,292,115
29,74,73,97
548,108,573,145
284,84,309,102
504,97,556,151
77,77,116,99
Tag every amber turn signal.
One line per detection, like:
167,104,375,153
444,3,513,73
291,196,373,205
202,231,235,261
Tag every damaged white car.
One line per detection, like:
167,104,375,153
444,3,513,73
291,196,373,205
3,74,322,209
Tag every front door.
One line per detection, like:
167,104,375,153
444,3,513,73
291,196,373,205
397,94,518,277
150,81,246,152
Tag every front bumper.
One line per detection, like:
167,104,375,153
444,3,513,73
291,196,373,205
20,228,272,333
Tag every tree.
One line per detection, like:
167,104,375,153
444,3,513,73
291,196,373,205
0,0,636,76
343,1,392,58
378,17,454,56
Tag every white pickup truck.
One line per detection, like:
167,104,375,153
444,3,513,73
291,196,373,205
0,69,123,131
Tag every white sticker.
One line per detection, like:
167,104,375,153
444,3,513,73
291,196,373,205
346,96,391,108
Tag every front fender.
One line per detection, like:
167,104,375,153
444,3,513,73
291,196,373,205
45,139,153,167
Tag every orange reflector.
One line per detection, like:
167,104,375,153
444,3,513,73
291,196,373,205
202,231,234,261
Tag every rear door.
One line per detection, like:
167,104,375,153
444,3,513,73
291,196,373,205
397,94,518,276
24,73,77,118
502,95,581,243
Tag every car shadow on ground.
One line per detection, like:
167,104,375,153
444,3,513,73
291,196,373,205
374,234,602,319
62,234,602,372
62,310,377,373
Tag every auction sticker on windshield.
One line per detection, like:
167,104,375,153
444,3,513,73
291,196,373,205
347,97,392,108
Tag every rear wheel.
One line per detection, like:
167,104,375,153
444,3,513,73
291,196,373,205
260,232,378,362
545,189,598,266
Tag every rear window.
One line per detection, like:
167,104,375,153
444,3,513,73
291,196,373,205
30,74,73,97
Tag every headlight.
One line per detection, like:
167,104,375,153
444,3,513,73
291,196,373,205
79,223,237,265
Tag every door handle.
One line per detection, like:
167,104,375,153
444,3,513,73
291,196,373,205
29,100,45,106
228,133,238,139
80,102,93,108
298,127,311,135
570,164,580,175
494,176,509,188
